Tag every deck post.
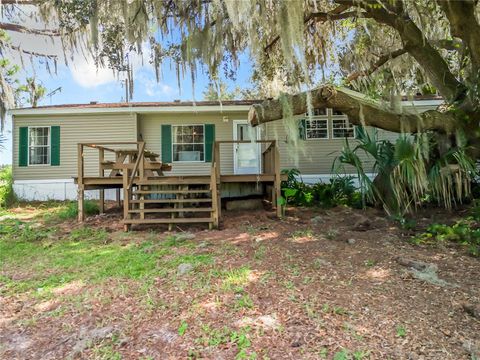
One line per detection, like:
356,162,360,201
98,147,105,214
274,141,282,218
77,143,85,222
116,189,121,208
214,142,220,179
123,168,130,231
211,162,219,229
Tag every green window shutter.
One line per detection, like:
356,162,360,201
19,127,28,167
50,126,60,166
298,119,307,140
204,124,215,162
161,125,172,163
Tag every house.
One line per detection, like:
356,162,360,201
9,97,442,229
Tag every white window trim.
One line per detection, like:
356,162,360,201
305,116,329,140
331,116,356,139
28,126,51,166
171,124,206,163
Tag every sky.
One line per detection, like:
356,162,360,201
0,8,254,165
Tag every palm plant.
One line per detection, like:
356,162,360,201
334,128,478,215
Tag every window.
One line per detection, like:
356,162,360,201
332,118,355,138
172,125,205,162
29,127,50,165
305,119,329,139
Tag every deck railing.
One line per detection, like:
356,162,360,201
77,141,150,221
211,140,282,217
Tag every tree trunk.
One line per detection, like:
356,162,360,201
248,85,459,135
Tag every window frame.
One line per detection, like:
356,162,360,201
331,116,356,139
28,126,51,166
304,116,329,140
171,124,206,163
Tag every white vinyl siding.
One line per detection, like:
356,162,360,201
13,113,137,180
138,112,246,176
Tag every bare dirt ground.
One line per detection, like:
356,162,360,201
1,204,479,359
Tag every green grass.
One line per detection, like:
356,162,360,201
43,200,99,222
0,216,218,298
0,224,174,296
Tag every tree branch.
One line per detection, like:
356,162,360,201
0,1,40,4
248,85,458,134
355,2,466,103
7,44,57,59
264,4,352,52
0,22,59,36
430,38,464,52
437,0,480,71
347,48,407,82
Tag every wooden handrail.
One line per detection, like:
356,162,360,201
84,144,117,153
79,142,140,146
127,141,145,189
215,140,275,144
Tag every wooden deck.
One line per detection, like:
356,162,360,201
76,140,284,230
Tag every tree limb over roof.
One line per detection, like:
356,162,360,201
248,86,456,134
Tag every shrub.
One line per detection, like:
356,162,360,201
335,129,478,215
280,169,362,209
56,200,99,220
0,166,16,208
413,218,480,257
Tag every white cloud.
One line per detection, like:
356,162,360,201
69,55,118,88
137,70,176,98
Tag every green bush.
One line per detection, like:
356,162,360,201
0,166,16,208
413,218,480,257
280,169,362,208
55,200,100,220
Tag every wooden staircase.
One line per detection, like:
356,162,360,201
123,176,218,230
76,140,281,230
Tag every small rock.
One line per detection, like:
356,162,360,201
310,216,324,224
177,263,194,276
352,216,371,231
72,326,114,354
462,303,480,319
347,238,356,245
291,340,302,348
176,232,195,242
463,340,480,358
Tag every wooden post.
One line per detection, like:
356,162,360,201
139,185,145,220
211,162,219,229
98,147,105,214
274,142,282,218
116,189,121,208
123,169,130,231
77,144,85,222
214,142,220,179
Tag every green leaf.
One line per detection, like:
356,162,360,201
178,320,188,336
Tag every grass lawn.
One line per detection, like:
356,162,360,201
0,202,479,359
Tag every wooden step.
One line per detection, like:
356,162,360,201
128,207,213,213
130,199,211,204
132,189,211,195
124,217,212,224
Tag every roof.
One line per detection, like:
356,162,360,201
16,99,263,111
9,100,264,116
9,96,444,116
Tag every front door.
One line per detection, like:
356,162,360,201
233,120,261,174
